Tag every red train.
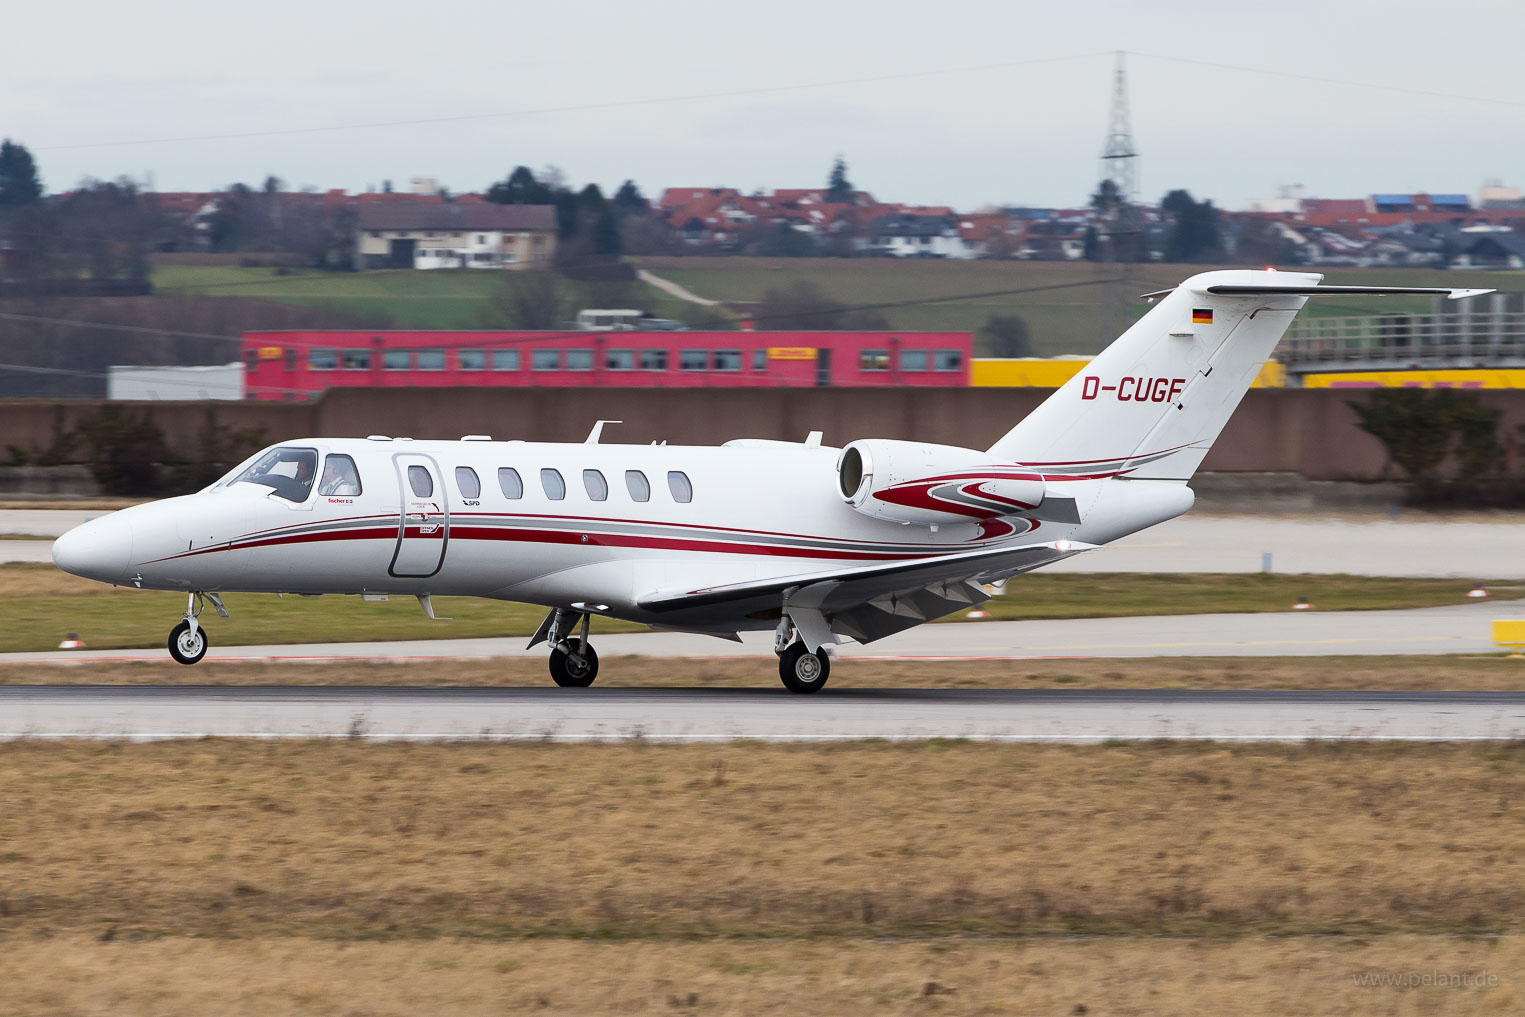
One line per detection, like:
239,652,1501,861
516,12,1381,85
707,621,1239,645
242,330,971,400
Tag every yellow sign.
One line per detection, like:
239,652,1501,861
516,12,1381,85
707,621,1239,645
258,346,284,360
768,347,817,360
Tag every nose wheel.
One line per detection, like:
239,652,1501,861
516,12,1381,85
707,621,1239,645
169,619,209,665
167,591,226,665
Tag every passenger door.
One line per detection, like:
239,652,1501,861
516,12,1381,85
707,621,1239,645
390,453,448,578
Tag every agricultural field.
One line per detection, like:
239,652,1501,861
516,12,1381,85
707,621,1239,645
0,562,1510,653
149,264,721,331
2,739,1521,1014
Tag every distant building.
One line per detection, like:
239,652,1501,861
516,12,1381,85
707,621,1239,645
865,214,968,258
354,203,556,270
107,363,244,401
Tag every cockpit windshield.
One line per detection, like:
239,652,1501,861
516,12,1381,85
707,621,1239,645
228,446,319,502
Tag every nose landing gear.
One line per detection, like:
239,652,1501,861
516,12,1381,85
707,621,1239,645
167,592,227,665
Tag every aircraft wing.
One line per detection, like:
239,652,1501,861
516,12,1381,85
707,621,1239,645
637,540,1094,643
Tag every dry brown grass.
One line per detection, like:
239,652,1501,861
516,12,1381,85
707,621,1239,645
6,653,1525,689
1,935,1519,1016
2,740,1524,943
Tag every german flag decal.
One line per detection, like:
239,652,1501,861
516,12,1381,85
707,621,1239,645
1191,308,1213,325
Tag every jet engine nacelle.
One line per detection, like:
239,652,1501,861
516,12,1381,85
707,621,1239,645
836,439,1046,526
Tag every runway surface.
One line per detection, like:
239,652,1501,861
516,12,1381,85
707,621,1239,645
1,602,1513,665
5,686,1525,742
12,509,1525,576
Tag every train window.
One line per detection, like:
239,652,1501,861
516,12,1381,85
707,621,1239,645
407,465,433,498
625,470,650,502
859,349,890,371
666,470,693,504
245,349,259,371
418,349,445,371
583,469,608,501
900,349,928,371
491,349,520,371
566,349,594,371
342,349,371,371
458,349,485,371
455,466,481,499
640,349,668,371
319,454,362,497
752,349,767,371
532,349,561,371
284,348,296,370
679,350,707,371
540,468,565,500
606,349,634,371
713,350,741,371
935,350,963,371
497,467,523,499
309,348,338,371
384,349,411,371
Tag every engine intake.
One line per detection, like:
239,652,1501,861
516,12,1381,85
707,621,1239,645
836,439,1046,526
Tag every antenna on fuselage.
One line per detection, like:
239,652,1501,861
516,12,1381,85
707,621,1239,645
585,420,623,444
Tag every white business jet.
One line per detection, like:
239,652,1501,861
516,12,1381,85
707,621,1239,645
53,270,1490,691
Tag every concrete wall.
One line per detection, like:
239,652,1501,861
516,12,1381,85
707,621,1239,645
10,387,1525,482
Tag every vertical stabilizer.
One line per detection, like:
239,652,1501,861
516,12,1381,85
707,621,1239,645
986,270,1314,480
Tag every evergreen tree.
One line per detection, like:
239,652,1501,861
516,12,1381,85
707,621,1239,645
826,156,854,203
0,139,43,206
612,179,648,212
486,166,553,205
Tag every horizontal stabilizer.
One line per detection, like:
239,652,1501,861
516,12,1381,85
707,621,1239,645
1142,282,1494,301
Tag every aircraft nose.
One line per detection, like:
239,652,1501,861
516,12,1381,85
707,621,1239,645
52,515,133,582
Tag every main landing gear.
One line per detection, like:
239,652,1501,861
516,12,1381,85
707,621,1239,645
775,616,830,694
168,591,227,665
544,608,600,688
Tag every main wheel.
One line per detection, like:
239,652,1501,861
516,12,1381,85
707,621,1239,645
168,620,209,665
778,641,830,694
549,637,599,688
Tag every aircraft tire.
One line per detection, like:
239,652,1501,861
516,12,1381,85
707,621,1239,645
168,620,209,665
778,642,830,694
550,637,599,687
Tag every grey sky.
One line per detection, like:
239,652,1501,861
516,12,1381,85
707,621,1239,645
5,0,1521,210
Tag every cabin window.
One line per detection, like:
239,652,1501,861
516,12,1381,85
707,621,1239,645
458,349,485,371
583,469,608,501
455,466,481,499
230,446,318,503
384,350,411,371
532,350,560,371
283,348,297,370
713,350,741,371
679,350,707,371
935,350,963,371
540,468,566,500
667,470,693,504
407,465,433,498
566,349,594,371
640,349,668,371
491,349,520,371
625,470,650,502
752,349,767,371
900,349,928,371
859,349,890,371
417,349,445,371
342,349,371,371
318,454,362,497
498,467,523,499
309,348,338,371
606,349,634,371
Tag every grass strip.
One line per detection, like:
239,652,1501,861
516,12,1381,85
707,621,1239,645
1,562,1513,653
